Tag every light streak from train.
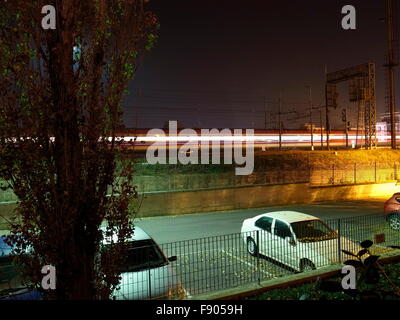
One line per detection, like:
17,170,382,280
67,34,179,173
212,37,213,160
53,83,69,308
114,134,393,144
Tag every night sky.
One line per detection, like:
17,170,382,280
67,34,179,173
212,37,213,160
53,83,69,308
122,0,393,130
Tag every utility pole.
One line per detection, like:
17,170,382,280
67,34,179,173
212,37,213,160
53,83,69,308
271,95,296,151
319,109,324,149
264,96,268,129
324,65,331,151
307,86,314,150
325,85,332,150
278,96,282,150
136,88,142,129
342,108,349,148
386,0,398,149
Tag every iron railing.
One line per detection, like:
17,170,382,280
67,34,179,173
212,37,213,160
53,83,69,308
311,162,399,186
113,213,400,299
1,214,400,299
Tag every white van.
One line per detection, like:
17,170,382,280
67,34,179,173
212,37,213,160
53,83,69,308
102,226,185,300
241,211,357,272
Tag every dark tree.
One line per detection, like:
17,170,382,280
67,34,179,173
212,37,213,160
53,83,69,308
0,0,157,299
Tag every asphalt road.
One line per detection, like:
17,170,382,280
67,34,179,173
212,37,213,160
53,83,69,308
135,199,386,244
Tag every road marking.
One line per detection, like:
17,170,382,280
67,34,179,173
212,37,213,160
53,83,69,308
184,289,192,299
221,249,274,277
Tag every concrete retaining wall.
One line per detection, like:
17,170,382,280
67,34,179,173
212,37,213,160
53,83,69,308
1,165,397,202
133,170,309,193
2,181,399,223
133,165,397,192
134,182,400,218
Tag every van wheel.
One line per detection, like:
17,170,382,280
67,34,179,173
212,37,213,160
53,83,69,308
300,260,315,272
388,213,400,231
247,237,258,256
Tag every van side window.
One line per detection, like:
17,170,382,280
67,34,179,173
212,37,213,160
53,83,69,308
255,217,273,232
274,220,292,239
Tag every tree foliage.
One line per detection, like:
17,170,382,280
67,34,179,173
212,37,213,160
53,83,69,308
0,0,157,299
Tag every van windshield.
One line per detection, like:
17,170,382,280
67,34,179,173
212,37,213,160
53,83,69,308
121,239,168,272
291,220,337,243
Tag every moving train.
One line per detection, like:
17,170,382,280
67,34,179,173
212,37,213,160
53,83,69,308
113,128,395,151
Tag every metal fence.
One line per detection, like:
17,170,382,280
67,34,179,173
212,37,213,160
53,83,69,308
0,182,17,204
113,214,400,299
311,162,399,186
1,214,399,299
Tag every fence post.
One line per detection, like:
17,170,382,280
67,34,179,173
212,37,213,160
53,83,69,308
148,261,152,299
256,230,261,285
354,163,357,184
337,219,342,264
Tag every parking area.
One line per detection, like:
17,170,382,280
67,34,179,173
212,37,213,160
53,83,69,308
161,236,292,297
0,204,400,296
157,213,400,297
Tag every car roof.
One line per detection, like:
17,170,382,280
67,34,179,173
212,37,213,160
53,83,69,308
101,226,152,244
0,236,14,256
131,226,152,241
1,227,153,253
252,211,318,224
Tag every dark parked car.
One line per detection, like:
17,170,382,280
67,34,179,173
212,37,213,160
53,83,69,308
0,236,42,300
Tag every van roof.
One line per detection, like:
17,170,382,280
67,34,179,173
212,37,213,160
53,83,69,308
255,211,318,224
